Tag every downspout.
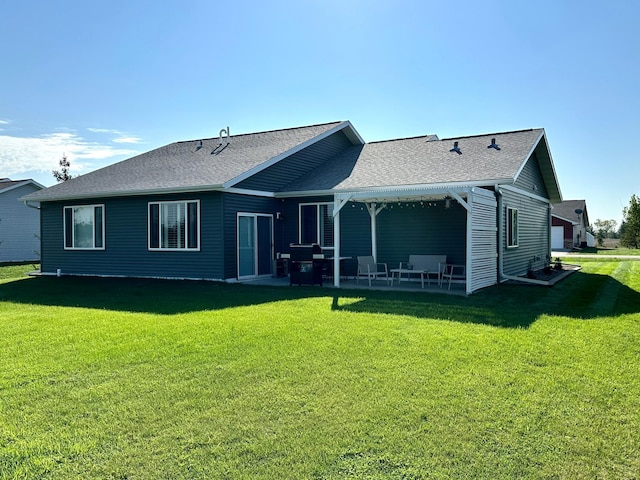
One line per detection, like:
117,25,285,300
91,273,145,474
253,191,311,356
495,186,553,285
23,200,40,210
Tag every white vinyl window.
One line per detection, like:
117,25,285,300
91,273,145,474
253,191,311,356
507,207,519,248
299,202,334,248
148,200,200,251
64,204,105,250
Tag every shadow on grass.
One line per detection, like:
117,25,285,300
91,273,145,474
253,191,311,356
1,270,639,329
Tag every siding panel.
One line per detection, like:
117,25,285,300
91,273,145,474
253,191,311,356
377,201,466,268
0,184,41,262
222,193,281,279
235,131,353,191
501,189,551,276
41,192,225,279
469,189,497,292
514,152,549,198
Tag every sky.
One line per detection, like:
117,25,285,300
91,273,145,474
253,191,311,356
1,0,638,225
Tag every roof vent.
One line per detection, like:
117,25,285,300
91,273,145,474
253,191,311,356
449,141,462,155
426,134,439,142
487,138,501,150
195,140,203,151
219,127,230,145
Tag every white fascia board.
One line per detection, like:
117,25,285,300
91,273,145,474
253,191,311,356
222,121,364,189
498,184,552,204
276,178,513,200
223,187,275,197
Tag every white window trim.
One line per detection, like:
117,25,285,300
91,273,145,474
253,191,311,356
63,204,106,250
298,201,334,249
148,200,201,251
507,207,519,248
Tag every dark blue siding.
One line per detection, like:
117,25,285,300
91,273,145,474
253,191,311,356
377,201,467,268
235,131,353,191
279,197,467,276
41,193,225,279
222,193,281,279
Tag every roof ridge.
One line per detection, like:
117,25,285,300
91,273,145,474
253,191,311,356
177,121,344,144
367,128,539,145
441,128,538,141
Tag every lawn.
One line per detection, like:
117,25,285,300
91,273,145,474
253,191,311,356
1,261,639,479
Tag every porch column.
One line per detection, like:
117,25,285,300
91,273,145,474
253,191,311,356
333,194,351,287
365,203,385,263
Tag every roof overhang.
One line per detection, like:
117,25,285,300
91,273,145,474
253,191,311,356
552,213,579,225
2,179,45,195
20,184,226,203
276,178,512,201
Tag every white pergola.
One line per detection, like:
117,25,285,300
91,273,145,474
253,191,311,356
331,186,498,294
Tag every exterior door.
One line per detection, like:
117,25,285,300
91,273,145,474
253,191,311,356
237,213,273,279
551,226,564,250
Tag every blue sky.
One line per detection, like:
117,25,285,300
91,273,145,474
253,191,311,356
1,0,638,225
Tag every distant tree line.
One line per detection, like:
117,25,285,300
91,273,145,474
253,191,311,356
591,194,640,248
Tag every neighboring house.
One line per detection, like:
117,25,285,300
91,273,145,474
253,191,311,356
21,121,562,294
0,178,43,262
551,199,593,250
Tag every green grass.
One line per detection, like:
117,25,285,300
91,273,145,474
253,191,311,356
564,246,640,256
1,261,639,479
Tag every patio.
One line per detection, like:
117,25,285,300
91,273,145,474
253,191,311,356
239,274,469,295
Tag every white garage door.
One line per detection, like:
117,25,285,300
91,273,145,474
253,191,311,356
552,226,564,250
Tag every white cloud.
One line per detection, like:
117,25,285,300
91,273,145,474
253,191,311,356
88,127,143,144
113,136,142,144
87,127,121,134
0,131,138,178
0,120,9,125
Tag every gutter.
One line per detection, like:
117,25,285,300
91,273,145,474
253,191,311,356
23,200,40,210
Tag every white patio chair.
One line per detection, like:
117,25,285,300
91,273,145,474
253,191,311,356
440,264,466,290
357,256,390,287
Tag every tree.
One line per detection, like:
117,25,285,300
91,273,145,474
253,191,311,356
620,194,640,249
52,153,73,182
592,218,618,246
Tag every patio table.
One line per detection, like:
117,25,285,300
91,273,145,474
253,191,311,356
390,268,429,288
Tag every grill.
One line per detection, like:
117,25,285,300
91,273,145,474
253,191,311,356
289,243,324,286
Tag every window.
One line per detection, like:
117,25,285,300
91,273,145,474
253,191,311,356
148,200,200,250
64,204,105,250
299,202,334,248
507,207,519,248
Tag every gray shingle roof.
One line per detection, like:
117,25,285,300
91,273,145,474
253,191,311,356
22,122,560,203
280,129,545,192
22,122,345,202
552,199,588,223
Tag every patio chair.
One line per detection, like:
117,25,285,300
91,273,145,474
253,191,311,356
440,264,466,290
357,256,390,287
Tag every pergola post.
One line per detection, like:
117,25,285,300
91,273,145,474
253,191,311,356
366,202,386,263
333,194,351,287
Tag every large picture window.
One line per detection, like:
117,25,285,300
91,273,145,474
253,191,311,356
507,207,519,248
299,202,334,248
148,200,200,251
64,204,105,250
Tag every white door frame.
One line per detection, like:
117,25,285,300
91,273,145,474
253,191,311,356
237,212,274,279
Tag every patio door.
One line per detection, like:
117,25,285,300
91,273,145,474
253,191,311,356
237,213,273,279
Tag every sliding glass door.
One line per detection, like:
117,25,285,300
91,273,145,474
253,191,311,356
237,213,273,279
